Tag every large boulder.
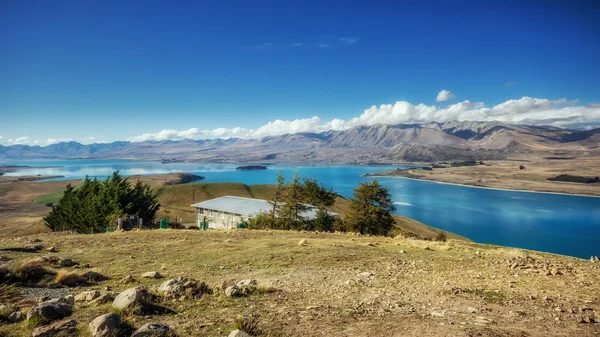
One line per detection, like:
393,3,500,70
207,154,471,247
32,319,78,337
112,287,145,310
131,322,170,337
75,290,101,302
229,330,253,337
27,301,73,324
89,313,121,337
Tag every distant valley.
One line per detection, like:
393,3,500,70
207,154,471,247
1,121,598,163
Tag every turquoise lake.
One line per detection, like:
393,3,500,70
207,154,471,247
3,159,599,259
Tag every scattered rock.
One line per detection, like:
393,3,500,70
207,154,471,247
590,256,599,263
120,275,136,283
222,279,237,290
8,311,25,323
467,307,478,314
75,290,101,302
158,279,184,296
81,271,107,282
398,250,407,254
365,242,377,247
236,279,257,287
112,287,146,310
131,322,171,337
229,330,253,337
47,247,58,253
27,300,73,324
360,272,372,278
298,239,307,246
225,285,239,297
59,259,74,267
89,313,121,337
473,317,494,325
63,295,75,306
431,310,445,318
32,319,78,337
141,271,162,279
88,293,116,306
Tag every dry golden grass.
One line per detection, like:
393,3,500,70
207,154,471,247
0,229,598,337
54,269,82,286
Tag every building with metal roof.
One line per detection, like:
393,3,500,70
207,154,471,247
190,195,337,229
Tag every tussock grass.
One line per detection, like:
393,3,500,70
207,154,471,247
235,313,263,336
0,282,21,303
54,269,82,286
16,259,55,283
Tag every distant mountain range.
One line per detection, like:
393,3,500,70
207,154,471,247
1,121,599,163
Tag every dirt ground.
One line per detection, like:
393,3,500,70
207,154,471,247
0,230,598,336
377,157,600,197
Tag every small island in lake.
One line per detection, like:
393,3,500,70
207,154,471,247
236,165,267,171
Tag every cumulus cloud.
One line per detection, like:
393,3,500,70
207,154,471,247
46,138,73,145
436,89,455,102
125,96,600,143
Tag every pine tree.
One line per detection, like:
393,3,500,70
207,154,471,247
346,180,396,236
44,171,160,233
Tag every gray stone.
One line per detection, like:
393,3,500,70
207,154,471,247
112,287,145,310
131,322,170,337
27,301,73,323
47,247,58,253
431,310,445,318
8,311,25,323
120,274,136,283
32,319,78,337
225,285,239,297
75,290,101,302
88,293,116,305
236,279,257,287
59,258,74,267
89,313,121,337
158,279,184,296
82,271,106,282
141,271,162,279
228,330,253,337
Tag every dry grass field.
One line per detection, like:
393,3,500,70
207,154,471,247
0,230,598,336
378,157,600,197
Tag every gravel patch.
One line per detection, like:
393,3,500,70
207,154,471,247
19,287,72,300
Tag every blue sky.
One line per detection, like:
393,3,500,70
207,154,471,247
1,0,599,145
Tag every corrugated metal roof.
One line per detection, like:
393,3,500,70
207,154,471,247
191,196,272,217
190,196,337,220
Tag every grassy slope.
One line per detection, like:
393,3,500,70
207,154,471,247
156,182,467,241
0,230,597,337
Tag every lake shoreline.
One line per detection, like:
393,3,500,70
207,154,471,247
366,172,600,198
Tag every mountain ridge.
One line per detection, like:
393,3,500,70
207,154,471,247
1,121,598,162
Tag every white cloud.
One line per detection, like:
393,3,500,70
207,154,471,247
340,37,358,45
7,136,33,145
126,96,600,142
46,138,73,145
436,89,455,102
317,43,332,48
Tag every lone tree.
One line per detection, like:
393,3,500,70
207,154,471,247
346,180,396,236
44,171,161,233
